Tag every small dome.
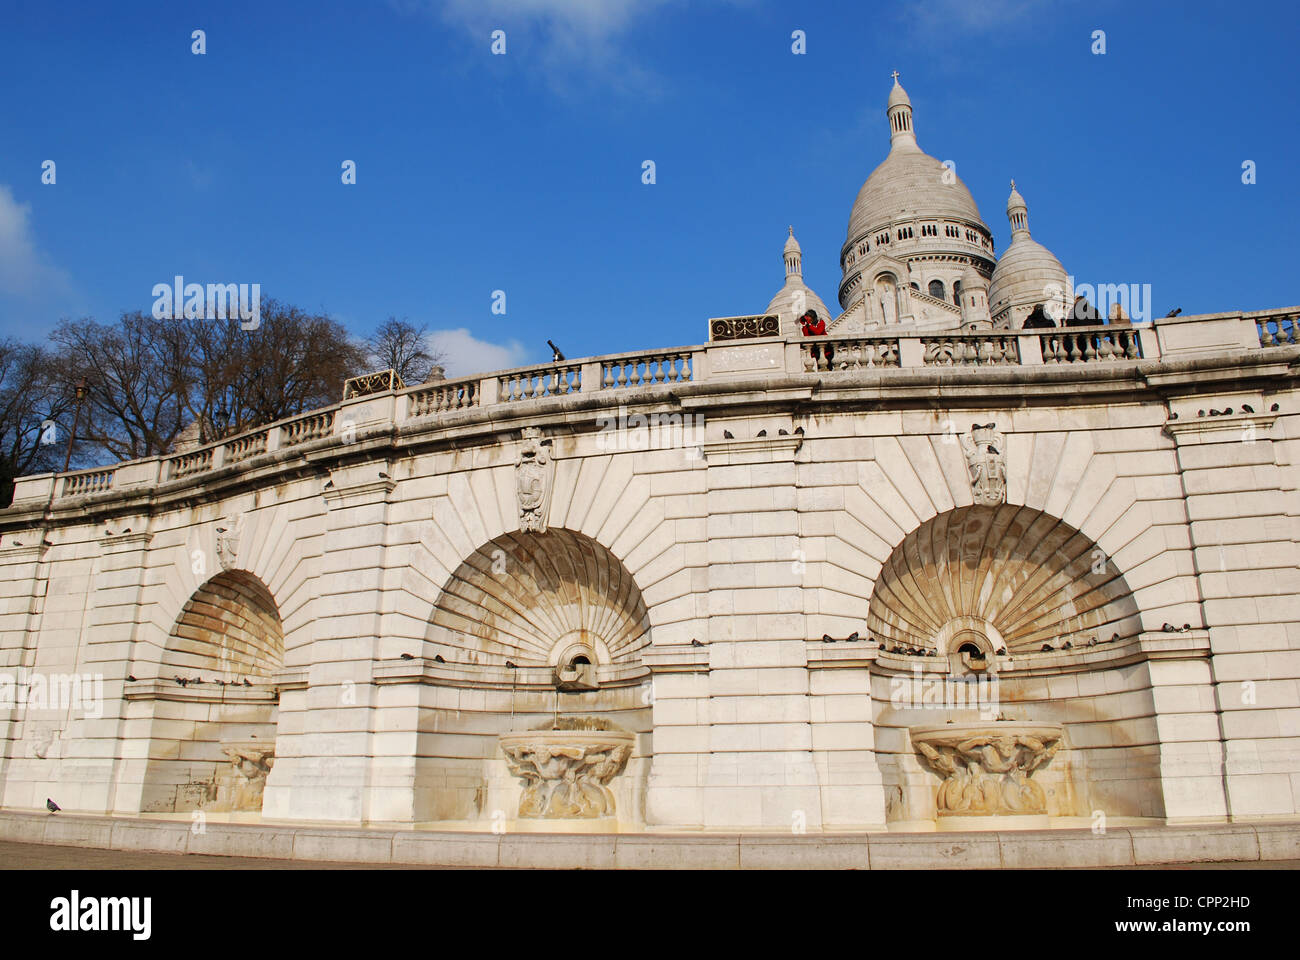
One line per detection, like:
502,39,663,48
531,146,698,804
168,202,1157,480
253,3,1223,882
766,282,832,336
1007,180,1027,215
783,226,800,255
988,181,1068,324
961,263,987,290
887,77,911,110
989,238,1067,320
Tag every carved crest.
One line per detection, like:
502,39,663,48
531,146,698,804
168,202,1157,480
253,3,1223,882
214,513,244,570
961,423,1007,506
516,427,554,533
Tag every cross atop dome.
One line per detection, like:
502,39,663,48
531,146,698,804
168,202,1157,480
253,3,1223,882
891,70,900,82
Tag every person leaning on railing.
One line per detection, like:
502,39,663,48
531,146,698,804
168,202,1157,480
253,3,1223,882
799,310,834,369
1021,303,1055,329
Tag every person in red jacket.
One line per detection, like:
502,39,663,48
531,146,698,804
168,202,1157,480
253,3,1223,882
799,310,833,368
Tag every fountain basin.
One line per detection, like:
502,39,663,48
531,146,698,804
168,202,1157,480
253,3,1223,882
499,725,635,820
911,721,1064,831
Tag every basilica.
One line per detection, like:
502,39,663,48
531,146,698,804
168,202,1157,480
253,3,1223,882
766,75,1071,336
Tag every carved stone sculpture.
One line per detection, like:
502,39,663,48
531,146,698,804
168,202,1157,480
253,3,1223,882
219,739,275,812
499,722,634,819
214,513,244,571
962,423,1007,506
912,722,1063,817
515,427,554,533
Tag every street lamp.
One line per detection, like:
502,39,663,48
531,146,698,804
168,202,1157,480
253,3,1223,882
62,379,88,474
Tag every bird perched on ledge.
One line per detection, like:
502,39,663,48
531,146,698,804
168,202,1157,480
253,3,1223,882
46,798,60,813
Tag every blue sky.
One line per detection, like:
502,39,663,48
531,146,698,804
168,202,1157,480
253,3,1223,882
1,0,1297,375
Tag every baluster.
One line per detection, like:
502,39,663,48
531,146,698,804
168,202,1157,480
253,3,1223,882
666,356,678,382
1067,335,1081,362
617,364,628,388
681,354,692,381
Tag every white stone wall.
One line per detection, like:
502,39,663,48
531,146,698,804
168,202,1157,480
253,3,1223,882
2,317,1298,830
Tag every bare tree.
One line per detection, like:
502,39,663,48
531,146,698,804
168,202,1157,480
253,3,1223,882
50,313,190,462
366,317,444,384
0,340,73,506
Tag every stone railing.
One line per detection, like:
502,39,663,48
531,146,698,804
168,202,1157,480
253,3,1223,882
922,331,1020,366
281,409,336,446
602,350,694,388
11,307,1295,506
710,315,779,341
1038,324,1143,363
1255,310,1299,347
223,430,268,466
801,336,901,372
169,447,214,480
407,377,479,417
62,468,115,497
498,362,584,402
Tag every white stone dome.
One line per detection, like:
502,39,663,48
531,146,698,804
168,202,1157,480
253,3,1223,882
767,227,832,335
766,281,832,335
988,181,1069,324
846,146,986,244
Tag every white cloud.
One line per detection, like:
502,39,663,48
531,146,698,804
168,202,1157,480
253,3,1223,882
906,0,1052,33
0,184,73,300
401,0,685,93
427,327,530,377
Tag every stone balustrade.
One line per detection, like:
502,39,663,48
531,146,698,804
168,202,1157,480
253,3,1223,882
801,335,900,372
922,331,1020,366
61,468,114,497
601,349,694,388
8,307,1298,506
1256,309,1299,347
407,377,479,418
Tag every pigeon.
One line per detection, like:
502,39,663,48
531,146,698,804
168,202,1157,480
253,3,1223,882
1271,403,1280,412
1197,410,1205,417
1166,308,1182,317
1223,408,1234,415
1087,637,1098,647
1062,641,1073,650
1242,404,1254,413
995,647,1007,656
505,660,518,669
778,429,789,436
1041,643,1053,652
1169,412,1178,420
400,653,415,660
46,798,60,814
242,678,252,687
822,634,835,643
1110,633,1120,642
323,480,334,490
433,654,446,663
757,430,767,437
378,471,390,479
723,430,734,439
1183,623,1193,632
690,639,704,647
845,631,860,642
175,677,188,687
794,426,805,435
1162,623,1176,632
126,675,138,682
1209,409,1223,417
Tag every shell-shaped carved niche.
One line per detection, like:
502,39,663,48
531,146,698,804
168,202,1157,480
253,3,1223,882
429,529,649,666
164,570,284,676
866,505,1140,654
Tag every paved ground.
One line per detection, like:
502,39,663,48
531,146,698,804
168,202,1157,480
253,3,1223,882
1,839,1295,869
